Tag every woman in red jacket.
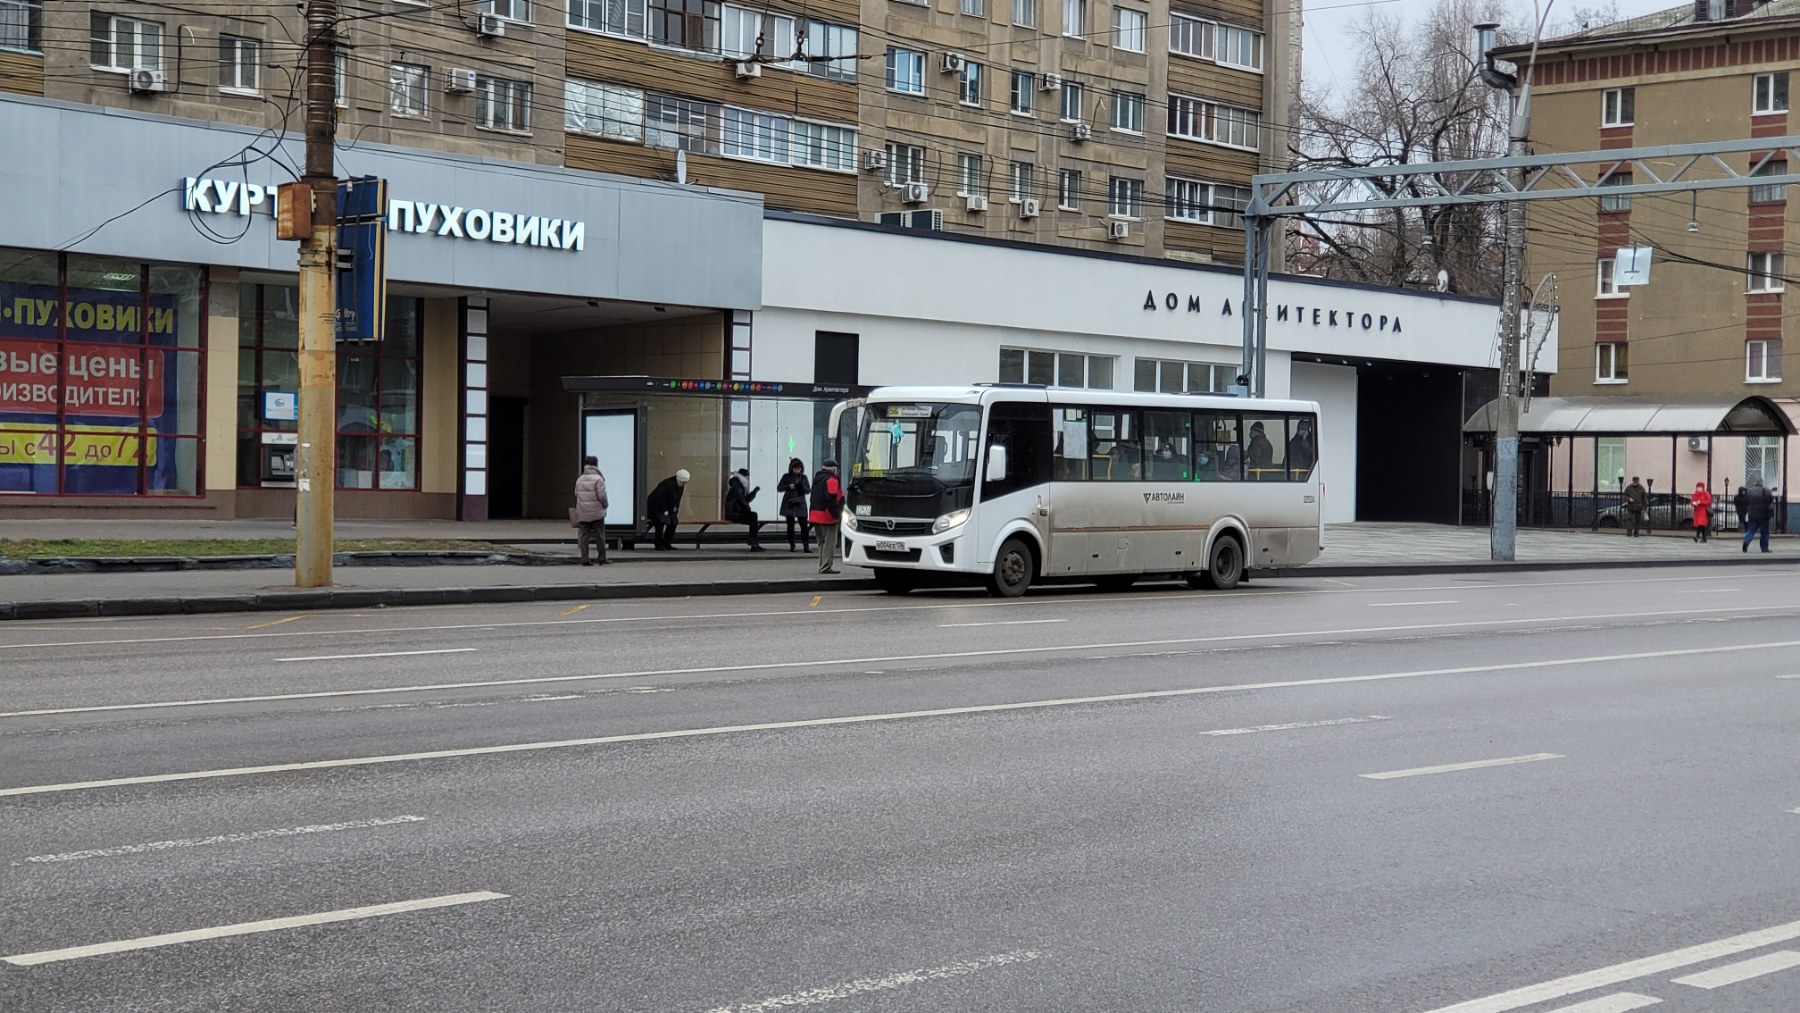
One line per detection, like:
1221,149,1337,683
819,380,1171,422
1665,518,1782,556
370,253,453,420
1691,481,1712,543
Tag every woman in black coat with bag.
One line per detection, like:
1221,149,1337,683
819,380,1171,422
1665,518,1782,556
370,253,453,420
775,458,812,552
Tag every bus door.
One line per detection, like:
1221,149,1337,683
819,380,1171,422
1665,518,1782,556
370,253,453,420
979,400,1053,568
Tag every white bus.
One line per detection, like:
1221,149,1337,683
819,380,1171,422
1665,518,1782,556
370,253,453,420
830,384,1321,597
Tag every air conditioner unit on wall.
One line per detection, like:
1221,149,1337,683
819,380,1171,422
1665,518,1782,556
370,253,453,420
446,68,478,92
863,149,888,173
966,194,989,213
1107,220,1130,239
1041,72,1063,91
476,12,507,36
734,61,761,79
1019,197,1041,219
1070,123,1091,142
128,68,167,94
942,53,967,74
1688,436,1711,453
902,181,931,204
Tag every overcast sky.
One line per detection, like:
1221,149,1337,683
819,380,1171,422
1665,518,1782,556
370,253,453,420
1302,0,1684,96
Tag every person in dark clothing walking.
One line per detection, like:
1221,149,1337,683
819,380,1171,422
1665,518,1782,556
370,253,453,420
571,456,609,566
809,459,844,574
645,469,690,550
1742,479,1775,553
1623,477,1648,537
724,468,764,551
775,458,812,552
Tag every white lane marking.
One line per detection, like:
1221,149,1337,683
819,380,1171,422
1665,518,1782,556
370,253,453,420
704,949,1045,1013
1,891,506,967
1201,715,1390,736
0,571,1774,651
937,619,1068,628
14,816,425,865
7,606,1792,721
1367,600,1459,607
274,648,477,663
1418,917,1800,1013
1675,589,1739,594
1669,950,1800,989
1361,753,1562,780
2,641,1789,798
1776,675,1800,680
1542,994,1661,1013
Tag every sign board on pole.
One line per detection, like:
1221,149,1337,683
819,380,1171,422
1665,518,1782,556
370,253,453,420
1614,246,1653,286
335,176,389,342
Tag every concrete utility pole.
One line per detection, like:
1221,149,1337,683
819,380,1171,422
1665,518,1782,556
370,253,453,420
1476,22,1530,562
296,0,339,587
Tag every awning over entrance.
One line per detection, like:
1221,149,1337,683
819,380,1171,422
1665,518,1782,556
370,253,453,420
1463,395,1795,436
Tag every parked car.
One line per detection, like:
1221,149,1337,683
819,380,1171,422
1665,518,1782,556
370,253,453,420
1597,492,1694,529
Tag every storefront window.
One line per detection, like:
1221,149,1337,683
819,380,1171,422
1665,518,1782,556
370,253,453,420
236,285,422,490
0,249,206,497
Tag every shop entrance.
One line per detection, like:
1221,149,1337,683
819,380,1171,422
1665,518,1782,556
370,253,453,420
487,396,528,518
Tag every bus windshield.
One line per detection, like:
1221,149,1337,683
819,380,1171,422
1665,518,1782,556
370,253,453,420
851,402,983,489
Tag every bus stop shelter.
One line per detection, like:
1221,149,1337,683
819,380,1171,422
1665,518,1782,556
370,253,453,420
1462,395,1795,531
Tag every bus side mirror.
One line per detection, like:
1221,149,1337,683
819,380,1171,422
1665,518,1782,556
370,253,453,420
987,444,1008,482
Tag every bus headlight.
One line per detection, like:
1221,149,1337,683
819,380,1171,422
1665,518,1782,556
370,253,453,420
843,515,859,532
932,509,970,534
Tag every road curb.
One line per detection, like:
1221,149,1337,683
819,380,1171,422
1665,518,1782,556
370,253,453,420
1257,554,1795,578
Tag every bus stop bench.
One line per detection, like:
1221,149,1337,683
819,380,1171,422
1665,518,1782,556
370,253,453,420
620,519,735,549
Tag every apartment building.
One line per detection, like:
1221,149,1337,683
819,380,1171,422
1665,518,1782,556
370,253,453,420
1494,0,1800,507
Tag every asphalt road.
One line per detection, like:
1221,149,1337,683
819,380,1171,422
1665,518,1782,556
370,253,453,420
5,565,1800,1012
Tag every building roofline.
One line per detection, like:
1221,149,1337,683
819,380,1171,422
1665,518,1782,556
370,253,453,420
1495,4,1800,58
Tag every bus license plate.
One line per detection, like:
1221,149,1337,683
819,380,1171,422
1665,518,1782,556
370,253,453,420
874,539,906,552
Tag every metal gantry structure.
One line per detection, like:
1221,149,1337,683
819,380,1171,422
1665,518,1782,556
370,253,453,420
1237,134,1800,557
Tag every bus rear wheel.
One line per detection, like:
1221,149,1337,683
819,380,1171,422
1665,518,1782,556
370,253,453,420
1188,533,1244,590
872,568,919,595
986,537,1035,598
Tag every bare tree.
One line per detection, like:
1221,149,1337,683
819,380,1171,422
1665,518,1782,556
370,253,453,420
1288,0,1521,297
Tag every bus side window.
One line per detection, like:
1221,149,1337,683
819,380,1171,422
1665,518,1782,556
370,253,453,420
1194,411,1241,482
1242,414,1289,481
1090,409,1141,481
1286,414,1317,480
1054,408,1089,480
1144,410,1192,481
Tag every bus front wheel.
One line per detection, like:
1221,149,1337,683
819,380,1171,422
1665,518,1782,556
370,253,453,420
986,537,1035,598
873,568,919,595
1189,533,1244,591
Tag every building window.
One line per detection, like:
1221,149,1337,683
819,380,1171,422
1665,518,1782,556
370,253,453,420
1602,86,1634,127
0,252,205,497
570,0,647,37
216,35,261,93
1751,161,1787,204
565,79,642,140
1596,257,1624,297
1134,358,1228,393
1168,94,1202,139
90,12,162,71
1110,91,1143,133
800,21,857,81
1746,435,1782,486
1595,341,1628,382
1213,23,1262,71
1598,172,1631,212
958,62,983,106
650,0,721,51
885,142,926,185
1595,436,1625,487
1748,339,1784,382
1012,0,1036,28
1059,80,1083,121
1169,13,1208,58
722,106,790,162
1165,176,1207,222
999,347,1113,389
1011,70,1035,114
647,93,719,152
1112,7,1144,52
1754,71,1789,114
1058,167,1081,210
1108,176,1143,218
885,47,925,94
793,120,857,172
0,0,43,52
961,0,982,13
1168,95,1257,148
1062,0,1084,37
237,285,422,492
1748,251,1785,292
390,63,431,118
475,76,532,132
956,153,984,197
722,6,795,61
482,0,529,19
1010,160,1035,201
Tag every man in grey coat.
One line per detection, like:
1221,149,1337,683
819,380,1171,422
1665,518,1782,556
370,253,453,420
572,456,609,566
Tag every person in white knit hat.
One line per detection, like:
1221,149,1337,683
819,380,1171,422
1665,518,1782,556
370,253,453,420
645,468,690,550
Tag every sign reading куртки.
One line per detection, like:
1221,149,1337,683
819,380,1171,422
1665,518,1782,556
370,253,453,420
181,177,587,252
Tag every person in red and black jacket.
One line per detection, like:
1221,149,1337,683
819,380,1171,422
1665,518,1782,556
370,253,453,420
807,459,843,574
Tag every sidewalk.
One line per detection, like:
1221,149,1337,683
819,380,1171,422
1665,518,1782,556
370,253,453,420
0,520,1787,619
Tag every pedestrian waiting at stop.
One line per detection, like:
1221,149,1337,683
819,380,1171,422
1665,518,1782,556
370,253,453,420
1741,479,1775,554
725,468,764,551
570,455,609,566
809,458,844,574
1623,476,1648,537
775,458,812,553
646,469,690,551
1690,481,1712,543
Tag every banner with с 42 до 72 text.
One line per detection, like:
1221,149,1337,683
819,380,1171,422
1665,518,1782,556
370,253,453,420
0,283,184,494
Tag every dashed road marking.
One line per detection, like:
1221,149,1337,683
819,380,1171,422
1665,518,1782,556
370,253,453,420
703,950,1045,1013
938,619,1068,628
1669,950,1800,989
560,604,590,616
1542,994,1660,1012
15,816,425,864
1362,753,1562,780
1202,715,1390,736
244,615,305,630
274,648,477,663
1367,600,1459,607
